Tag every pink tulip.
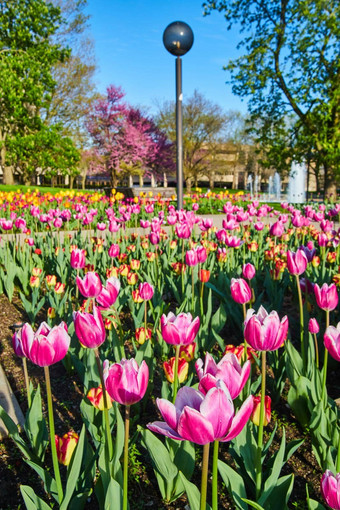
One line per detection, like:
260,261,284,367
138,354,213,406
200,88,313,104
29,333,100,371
20,322,70,367
108,244,120,258
195,352,251,399
321,470,340,509
104,358,149,405
269,221,284,237
73,305,106,348
12,329,25,357
161,312,200,346
230,278,252,304
147,382,254,445
254,222,264,231
308,318,319,334
244,305,289,351
96,277,120,308
324,323,340,362
76,272,102,298
70,248,86,269
185,249,198,266
53,218,63,229
175,223,192,239
196,246,207,263
286,249,308,275
242,263,256,280
314,283,339,311
139,282,154,301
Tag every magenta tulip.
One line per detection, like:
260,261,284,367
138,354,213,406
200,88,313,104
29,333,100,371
185,249,198,266
195,352,251,399
104,358,149,405
12,329,25,358
314,283,339,311
242,263,256,280
76,271,102,298
139,282,154,301
244,305,289,351
321,470,340,509
70,248,86,269
324,323,340,362
147,382,254,445
269,221,284,237
286,249,308,276
73,305,106,348
161,312,200,346
308,318,320,334
96,277,120,308
20,322,70,367
230,278,252,304
196,246,207,263
108,243,120,258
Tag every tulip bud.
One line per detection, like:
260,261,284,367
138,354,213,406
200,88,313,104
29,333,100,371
321,470,340,510
132,289,143,303
242,263,256,280
308,318,319,334
76,272,102,298
230,278,252,304
199,269,210,283
119,264,129,277
127,272,138,285
146,251,156,262
139,282,154,301
54,282,65,294
179,342,196,362
130,259,141,270
223,344,257,364
73,305,106,349
32,267,42,277
251,395,271,426
30,276,40,288
87,385,113,410
163,357,189,383
46,275,57,287
55,432,79,465
70,248,86,269
135,326,152,345
312,255,321,267
47,307,56,319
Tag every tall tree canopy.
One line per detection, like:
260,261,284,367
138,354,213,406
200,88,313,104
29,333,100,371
203,0,340,196
86,85,175,187
156,90,227,191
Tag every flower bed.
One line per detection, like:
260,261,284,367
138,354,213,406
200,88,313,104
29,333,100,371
1,192,340,509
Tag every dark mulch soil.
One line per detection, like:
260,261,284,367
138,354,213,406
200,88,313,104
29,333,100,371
0,291,335,509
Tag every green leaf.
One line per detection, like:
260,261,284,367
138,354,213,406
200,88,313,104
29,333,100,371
218,459,248,510
24,384,48,460
20,486,52,510
104,478,123,510
262,474,295,510
25,460,58,502
241,499,264,510
259,428,286,506
179,471,212,510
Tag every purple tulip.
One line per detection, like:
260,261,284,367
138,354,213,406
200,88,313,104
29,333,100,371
244,305,289,351
20,322,70,367
96,277,120,308
230,278,252,304
314,283,339,311
161,312,200,346
76,271,102,298
324,323,340,362
321,470,340,509
73,305,106,348
104,358,149,405
147,382,254,445
286,249,308,276
195,352,251,399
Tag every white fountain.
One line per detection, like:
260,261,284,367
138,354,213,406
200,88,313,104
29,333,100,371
287,161,306,203
254,174,259,195
273,172,281,201
247,174,253,197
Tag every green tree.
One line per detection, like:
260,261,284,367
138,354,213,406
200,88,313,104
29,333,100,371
203,0,340,197
156,90,227,191
0,0,70,184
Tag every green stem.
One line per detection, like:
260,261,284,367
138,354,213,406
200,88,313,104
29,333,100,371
337,428,340,473
172,345,181,403
123,405,130,510
22,357,31,408
255,351,266,500
321,311,330,405
313,333,319,369
44,366,63,503
212,440,219,510
181,239,185,295
295,274,305,366
200,280,204,318
191,266,195,314
200,443,210,510
144,301,147,334
94,349,113,460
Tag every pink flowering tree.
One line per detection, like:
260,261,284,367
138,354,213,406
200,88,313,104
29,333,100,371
86,85,174,187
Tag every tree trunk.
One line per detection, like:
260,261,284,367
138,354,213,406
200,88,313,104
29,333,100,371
69,176,74,190
324,164,337,200
209,172,215,190
185,177,192,193
2,165,14,185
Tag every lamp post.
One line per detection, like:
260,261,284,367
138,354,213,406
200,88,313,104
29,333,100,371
163,21,194,210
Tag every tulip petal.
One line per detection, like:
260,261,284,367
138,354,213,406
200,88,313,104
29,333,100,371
147,421,183,441
175,386,204,413
156,398,178,430
221,395,254,442
200,386,233,439
178,406,215,445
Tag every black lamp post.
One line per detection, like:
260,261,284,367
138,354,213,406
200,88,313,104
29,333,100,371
163,21,194,210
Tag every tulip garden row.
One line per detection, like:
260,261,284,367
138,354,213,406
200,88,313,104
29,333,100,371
1,192,340,509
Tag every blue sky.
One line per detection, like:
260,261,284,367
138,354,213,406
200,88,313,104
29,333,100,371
84,0,248,115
